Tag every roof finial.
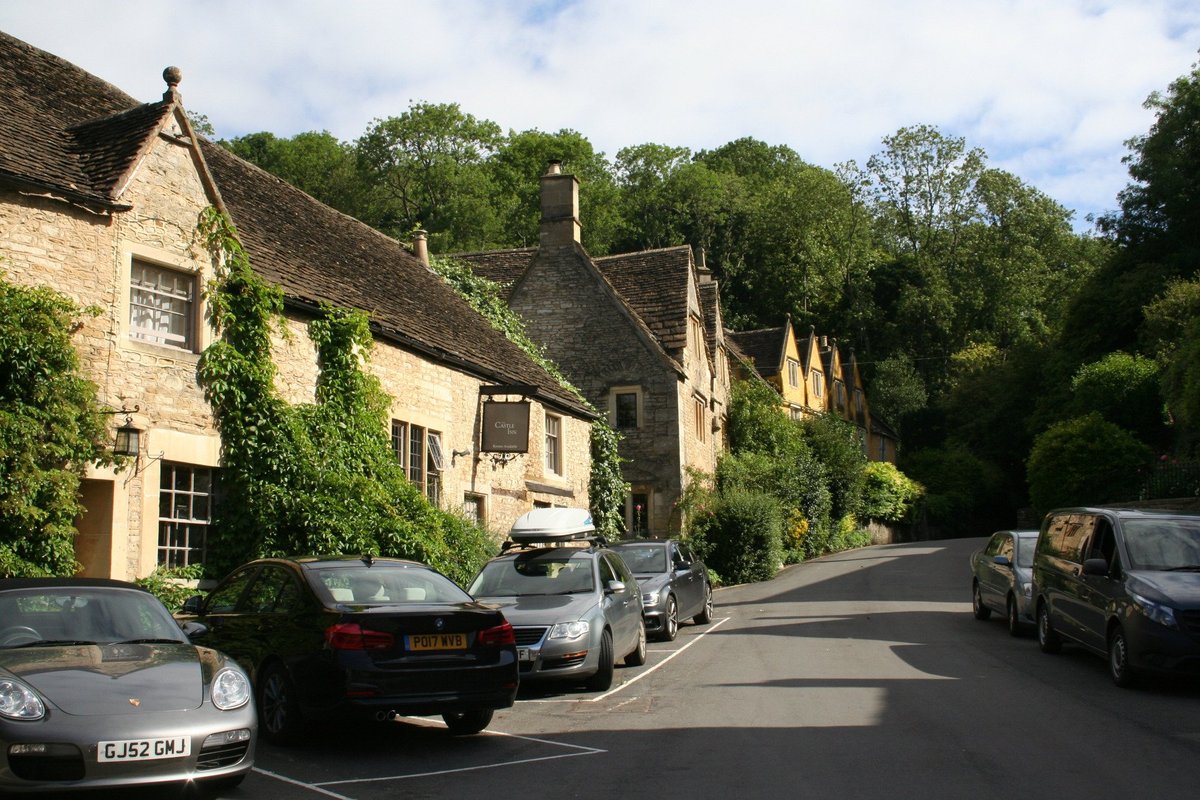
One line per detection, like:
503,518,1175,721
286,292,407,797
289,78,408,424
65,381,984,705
163,66,182,101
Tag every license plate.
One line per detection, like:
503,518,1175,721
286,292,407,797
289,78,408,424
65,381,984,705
518,648,536,662
406,633,467,651
98,736,191,762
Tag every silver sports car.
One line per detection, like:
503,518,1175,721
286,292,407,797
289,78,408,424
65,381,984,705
0,578,256,793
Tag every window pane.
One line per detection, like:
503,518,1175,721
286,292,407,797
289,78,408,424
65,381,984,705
129,261,194,349
157,463,214,568
615,393,638,429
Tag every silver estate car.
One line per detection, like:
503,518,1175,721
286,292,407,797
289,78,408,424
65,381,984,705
970,529,1039,635
0,578,255,793
467,509,646,691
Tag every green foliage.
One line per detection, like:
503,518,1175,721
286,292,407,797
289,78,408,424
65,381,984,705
1026,413,1154,515
861,461,924,522
901,444,1006,537
800,413,867,521
195,210,496,585
135,564,204,612
687,488,783,585
863,353,927,433
0,271,115,577
1070,352,1164,444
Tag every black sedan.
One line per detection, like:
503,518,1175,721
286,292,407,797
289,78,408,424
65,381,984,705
609,539,713,641
179,555,518,743
0,578,255,793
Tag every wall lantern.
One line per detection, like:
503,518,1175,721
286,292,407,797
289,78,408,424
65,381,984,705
113,419,141,458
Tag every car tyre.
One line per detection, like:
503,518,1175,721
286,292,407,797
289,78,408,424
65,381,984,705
1109,625,1138,688
258,662,305,745
626,619,647,666
442,708,494,735
693,584,714,625
1006,594,1023,637
972,582,991,620
1037,602,1062,654
661,595,679,642
585,630,614,691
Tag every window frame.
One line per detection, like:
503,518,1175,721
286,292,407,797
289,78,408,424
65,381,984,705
128,258,198,352
544,412,563,476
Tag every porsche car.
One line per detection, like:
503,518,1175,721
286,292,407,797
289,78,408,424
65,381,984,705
0,578,255,794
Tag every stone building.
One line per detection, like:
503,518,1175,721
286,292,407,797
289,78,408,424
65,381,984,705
0,32,595,580
455,165,732,536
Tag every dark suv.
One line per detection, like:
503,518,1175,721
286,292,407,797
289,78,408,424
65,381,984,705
1032,507,1200,686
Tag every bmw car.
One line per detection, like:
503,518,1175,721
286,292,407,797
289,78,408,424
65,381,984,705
179,555,518,742
0,578,255,794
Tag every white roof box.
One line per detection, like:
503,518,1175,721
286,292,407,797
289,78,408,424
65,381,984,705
508,508,596,542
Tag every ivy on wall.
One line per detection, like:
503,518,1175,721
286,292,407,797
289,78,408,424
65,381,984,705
196,209,495,584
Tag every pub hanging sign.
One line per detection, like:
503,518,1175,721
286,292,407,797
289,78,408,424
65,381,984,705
480,400,531,453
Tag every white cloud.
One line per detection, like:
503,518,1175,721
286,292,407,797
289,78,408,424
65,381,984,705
1,0,1197,229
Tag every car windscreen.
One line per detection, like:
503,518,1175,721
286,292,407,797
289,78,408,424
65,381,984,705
611,545,668,573
1122,518,1200,571
469,551,595,596
314,566,472,605
0,588,187,648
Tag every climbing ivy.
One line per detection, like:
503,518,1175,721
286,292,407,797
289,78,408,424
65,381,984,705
196,209,495,584
430,254,628,538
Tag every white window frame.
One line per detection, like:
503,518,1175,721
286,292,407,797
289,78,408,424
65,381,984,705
787,358,800,387
544,412,563,476
157,463,214,568
693,395,706,443
129,259,197,351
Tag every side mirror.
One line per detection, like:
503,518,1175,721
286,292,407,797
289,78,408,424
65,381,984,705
605,580,626,594
992,555,1012,568
181,595,204,614
179,620,209,639
1082,558,1109,576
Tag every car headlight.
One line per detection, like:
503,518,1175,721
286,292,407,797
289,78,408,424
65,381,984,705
549,620,590,640
211,668,252,711
1131,591,1178,629
642,592,658,608
0,679,45,720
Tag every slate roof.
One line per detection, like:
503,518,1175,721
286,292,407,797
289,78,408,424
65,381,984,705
726,327,785,378
0,30,592,419
0,31,159,206
450,248,536,292
593,246,693,357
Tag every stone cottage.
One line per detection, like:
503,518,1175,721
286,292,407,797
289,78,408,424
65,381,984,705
0,31,595,580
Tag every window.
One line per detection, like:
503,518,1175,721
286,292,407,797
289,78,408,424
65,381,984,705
545,413,562,475
157,463,214,568
462,493,486,525
693,396,706,442
130,260,196,350
787,358,800,387
689,315,704,357
615,391,639,429
391,419,442,504
812,371,824,398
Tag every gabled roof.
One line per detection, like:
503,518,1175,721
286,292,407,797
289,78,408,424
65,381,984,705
0,31,163,208
593,246,693,356
0,30,593,420
726,326,786,378
451,248,536,294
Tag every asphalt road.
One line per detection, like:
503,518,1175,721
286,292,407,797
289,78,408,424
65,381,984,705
132,538,1200,800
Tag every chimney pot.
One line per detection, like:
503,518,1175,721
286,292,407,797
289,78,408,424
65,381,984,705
413,229,429,267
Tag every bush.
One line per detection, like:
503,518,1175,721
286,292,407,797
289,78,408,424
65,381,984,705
136,565,205,612
1027,413,1153,514
689,489,783,585
860,461,924,522
1070,352,1165,445
901,445,1005,537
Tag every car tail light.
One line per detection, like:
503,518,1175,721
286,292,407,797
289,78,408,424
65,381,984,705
325,622,394,650
477,621,516,647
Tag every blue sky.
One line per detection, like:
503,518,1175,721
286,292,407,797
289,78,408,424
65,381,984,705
3,0,1198,231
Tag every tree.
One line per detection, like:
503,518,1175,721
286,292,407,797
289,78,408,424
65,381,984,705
355,102,503,248
0,272,114,576
223,130,365,219
1069,352,1164,446
1026,413,1153,514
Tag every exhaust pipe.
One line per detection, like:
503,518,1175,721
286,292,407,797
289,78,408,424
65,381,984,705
374,710,398,722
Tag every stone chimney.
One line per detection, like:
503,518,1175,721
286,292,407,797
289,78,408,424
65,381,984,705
696,247,713,283
539,161,581,246
413,229,429,267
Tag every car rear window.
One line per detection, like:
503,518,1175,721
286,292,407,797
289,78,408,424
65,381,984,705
469,551,596,596
611,545,667,573
314,566,471,605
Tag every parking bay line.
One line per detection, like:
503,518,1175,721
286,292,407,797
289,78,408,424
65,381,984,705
524,615,731,704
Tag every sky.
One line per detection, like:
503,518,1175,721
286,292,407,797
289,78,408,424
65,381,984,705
3,0,1198,232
